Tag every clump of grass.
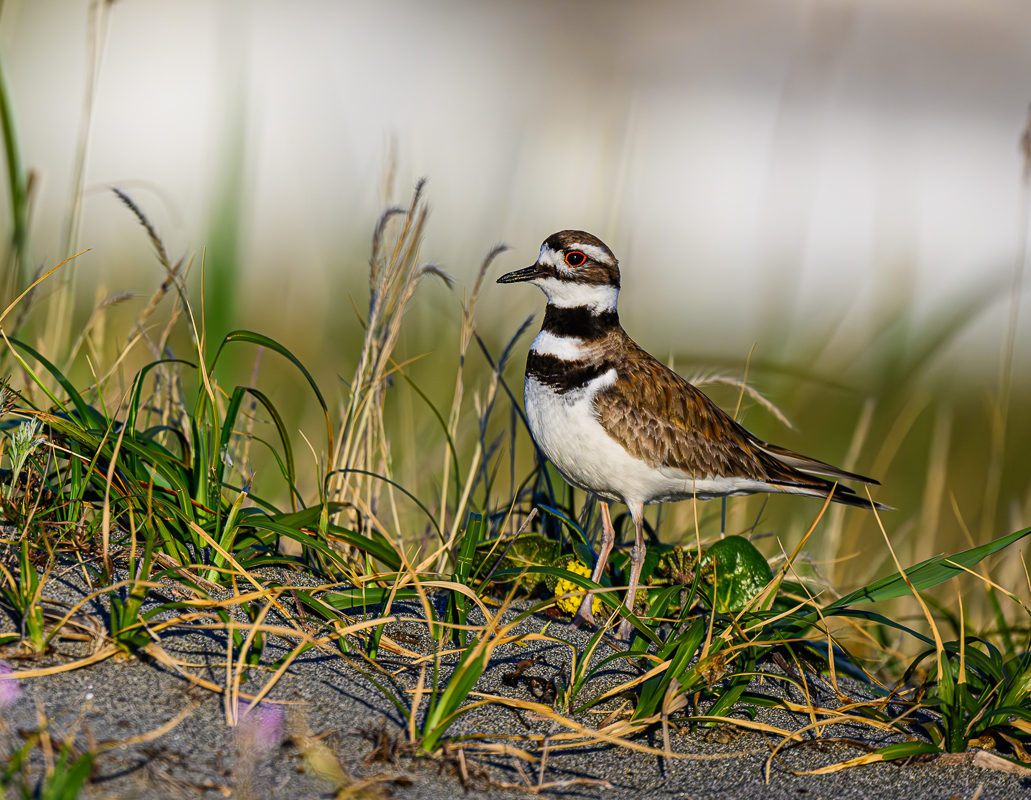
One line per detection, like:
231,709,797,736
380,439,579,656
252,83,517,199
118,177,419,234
2,173,1031,795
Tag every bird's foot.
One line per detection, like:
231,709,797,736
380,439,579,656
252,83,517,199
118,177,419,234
615,617,634,641
571,601,596,630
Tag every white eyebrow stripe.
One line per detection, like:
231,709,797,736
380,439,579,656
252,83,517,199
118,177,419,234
530,330,585,360
573,243,615,266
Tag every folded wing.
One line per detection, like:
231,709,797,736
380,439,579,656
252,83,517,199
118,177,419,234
593,336,887,510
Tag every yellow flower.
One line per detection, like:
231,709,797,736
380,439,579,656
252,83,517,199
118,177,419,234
554,561,602,615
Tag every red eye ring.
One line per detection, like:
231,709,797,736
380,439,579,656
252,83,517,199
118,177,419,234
565,251,586,267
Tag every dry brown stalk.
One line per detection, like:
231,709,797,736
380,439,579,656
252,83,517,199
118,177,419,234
327,182,451,559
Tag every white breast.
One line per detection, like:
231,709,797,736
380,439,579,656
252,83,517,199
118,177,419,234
523,373,783,506
524,372,679,505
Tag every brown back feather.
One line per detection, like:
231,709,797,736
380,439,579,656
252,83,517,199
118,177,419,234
593,332,865,492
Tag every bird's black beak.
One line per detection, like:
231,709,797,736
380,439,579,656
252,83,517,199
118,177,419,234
497,264,543,284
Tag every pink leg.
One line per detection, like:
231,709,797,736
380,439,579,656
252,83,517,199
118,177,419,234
573,500,615,629
616,501,646,641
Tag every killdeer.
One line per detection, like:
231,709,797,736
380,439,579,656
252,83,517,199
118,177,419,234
498,230,884,639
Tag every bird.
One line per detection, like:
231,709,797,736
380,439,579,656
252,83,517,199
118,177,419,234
497,230,885,640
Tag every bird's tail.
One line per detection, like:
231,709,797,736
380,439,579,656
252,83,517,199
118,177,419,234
777,482,892,511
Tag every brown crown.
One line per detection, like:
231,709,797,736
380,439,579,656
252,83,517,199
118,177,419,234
543,230,621,288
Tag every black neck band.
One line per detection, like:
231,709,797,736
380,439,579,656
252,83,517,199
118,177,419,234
541,305,619,341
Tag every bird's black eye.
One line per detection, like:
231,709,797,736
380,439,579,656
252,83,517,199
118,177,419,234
565,251,586,267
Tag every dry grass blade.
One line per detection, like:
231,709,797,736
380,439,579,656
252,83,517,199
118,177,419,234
737,488,836,623
0,250,88,328
228,595,277,724
686,715,801,740
867,486,946,675
467,692,756,759
764,705,923,781
434,242,509,565
329,181,453,542
944,557,1031,617
0,645,119,679
94,702,199,753
699,373,793,430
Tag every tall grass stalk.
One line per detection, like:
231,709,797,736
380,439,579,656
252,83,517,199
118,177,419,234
434,243,507,564
327,181,451,555
46,0,114,360
0,50,29,311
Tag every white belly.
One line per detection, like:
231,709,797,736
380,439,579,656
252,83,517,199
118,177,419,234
524,373,778,506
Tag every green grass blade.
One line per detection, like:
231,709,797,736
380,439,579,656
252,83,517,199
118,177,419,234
243,387,298,508
7,337,97,424
211,330,334,462
326,467,442,542
875,741,942,761
216,386,247,489
825,525,1031,610
125,358,196,434
272,502,345,529
324,586,420,611
536,503,592,550
0,53,29,283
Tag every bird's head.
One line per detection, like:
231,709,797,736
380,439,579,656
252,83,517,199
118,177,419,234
497,230,620,313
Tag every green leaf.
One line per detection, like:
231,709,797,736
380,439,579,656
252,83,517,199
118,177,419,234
8,337,101,426
272,502,346,529
421,643,494,752
536,504,592,550
216,386,247,490
875,741,942,761
825,525,1031,611
325,522,403,571
243,518,347,567
635,619,705,720
455,513,484,588
324,586,420,610
243,387,299,507
40,748,93,800
473,532,561,584
126,358,196,435
700,535,773,613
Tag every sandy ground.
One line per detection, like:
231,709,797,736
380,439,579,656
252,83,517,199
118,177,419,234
1,562,1028,800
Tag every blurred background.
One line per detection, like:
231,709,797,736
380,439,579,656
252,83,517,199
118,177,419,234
4,0,1030,359
2,0,1031,624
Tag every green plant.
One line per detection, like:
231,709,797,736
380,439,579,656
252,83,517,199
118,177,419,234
5,416,44,500
2,29,1031,780
0,531,49,652
916,636,1031,754
1,728,93,800
446,511,485,647
348,597,522,755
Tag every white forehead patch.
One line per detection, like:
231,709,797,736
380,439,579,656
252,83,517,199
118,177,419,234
538,245,558,265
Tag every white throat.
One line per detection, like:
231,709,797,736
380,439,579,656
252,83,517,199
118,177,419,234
534,277,619,313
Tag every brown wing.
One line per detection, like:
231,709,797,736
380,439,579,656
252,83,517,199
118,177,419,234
593,333,874,493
